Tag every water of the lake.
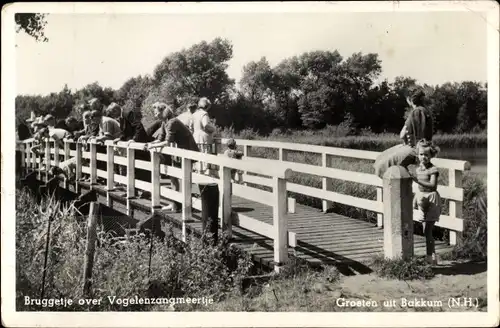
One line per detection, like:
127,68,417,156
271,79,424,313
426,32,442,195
439,147,487,175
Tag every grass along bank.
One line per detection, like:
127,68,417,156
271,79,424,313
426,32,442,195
16,189,254,312
16,189,486,312
216,126,487,151
208,258,486,312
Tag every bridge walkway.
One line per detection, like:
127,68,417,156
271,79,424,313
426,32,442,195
76,180,453,274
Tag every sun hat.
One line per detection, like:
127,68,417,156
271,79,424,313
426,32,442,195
26,111,36,123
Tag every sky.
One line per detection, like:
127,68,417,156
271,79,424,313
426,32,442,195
15,11,488,96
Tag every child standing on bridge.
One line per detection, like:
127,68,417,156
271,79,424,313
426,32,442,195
224,138,244,184
410,139,442,265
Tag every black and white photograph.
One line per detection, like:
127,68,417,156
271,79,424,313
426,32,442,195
2,1,499,327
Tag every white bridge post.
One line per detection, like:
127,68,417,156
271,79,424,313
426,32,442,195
126,147,135,216
382,166,414,260
272,176,288,272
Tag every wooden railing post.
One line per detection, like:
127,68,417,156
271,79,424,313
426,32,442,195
272,176,288,272
181,157,193,242
106,144,115,207
376,187,383,228
44,140,51,182
64,140,70,163
243,145,250,186
279,148,288,162
322,153,334,212
90,142,97,186
31,142,37,171
382,166,414,260
83,201,98,298
151,151,161,212
54,141,60,167
63,140,70,189
220,166,232,238
448,169,463,246
126,147,135,216
75,142,82,193
26,142,32,171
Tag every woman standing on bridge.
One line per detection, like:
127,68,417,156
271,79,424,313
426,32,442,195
192,97,216,174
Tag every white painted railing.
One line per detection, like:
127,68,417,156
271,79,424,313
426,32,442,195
215,138,471,246
17,134,471,269
18,137,294,270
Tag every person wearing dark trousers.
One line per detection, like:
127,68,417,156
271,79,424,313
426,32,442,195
146,102,200,212
106,103,151,199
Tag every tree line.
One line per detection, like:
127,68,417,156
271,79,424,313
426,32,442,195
16,37,487,135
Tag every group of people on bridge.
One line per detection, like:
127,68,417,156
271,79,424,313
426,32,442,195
17,96,243,212
17,87,441,264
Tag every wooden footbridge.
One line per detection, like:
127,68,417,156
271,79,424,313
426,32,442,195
17,137,470,273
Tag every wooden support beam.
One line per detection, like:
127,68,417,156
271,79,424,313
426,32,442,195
272,176,288,272
83,201,99,298
106,144,115,206
448,169,463,246
220,166,232,238
75,143,82,193
322,153,334,213
151,151,161,212
90,143,97,185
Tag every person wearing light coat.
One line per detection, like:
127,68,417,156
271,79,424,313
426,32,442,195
191,97,216,174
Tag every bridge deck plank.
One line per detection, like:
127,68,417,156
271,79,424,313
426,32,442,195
75,181,452,272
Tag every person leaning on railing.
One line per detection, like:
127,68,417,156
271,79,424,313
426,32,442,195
28,125,70,171
145,102,200,212
106,102,152,199
88,109,122,184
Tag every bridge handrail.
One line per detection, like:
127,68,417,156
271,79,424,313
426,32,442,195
214,137,470,245
216,138,472,172
18,137,292,269
18,135,470,245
